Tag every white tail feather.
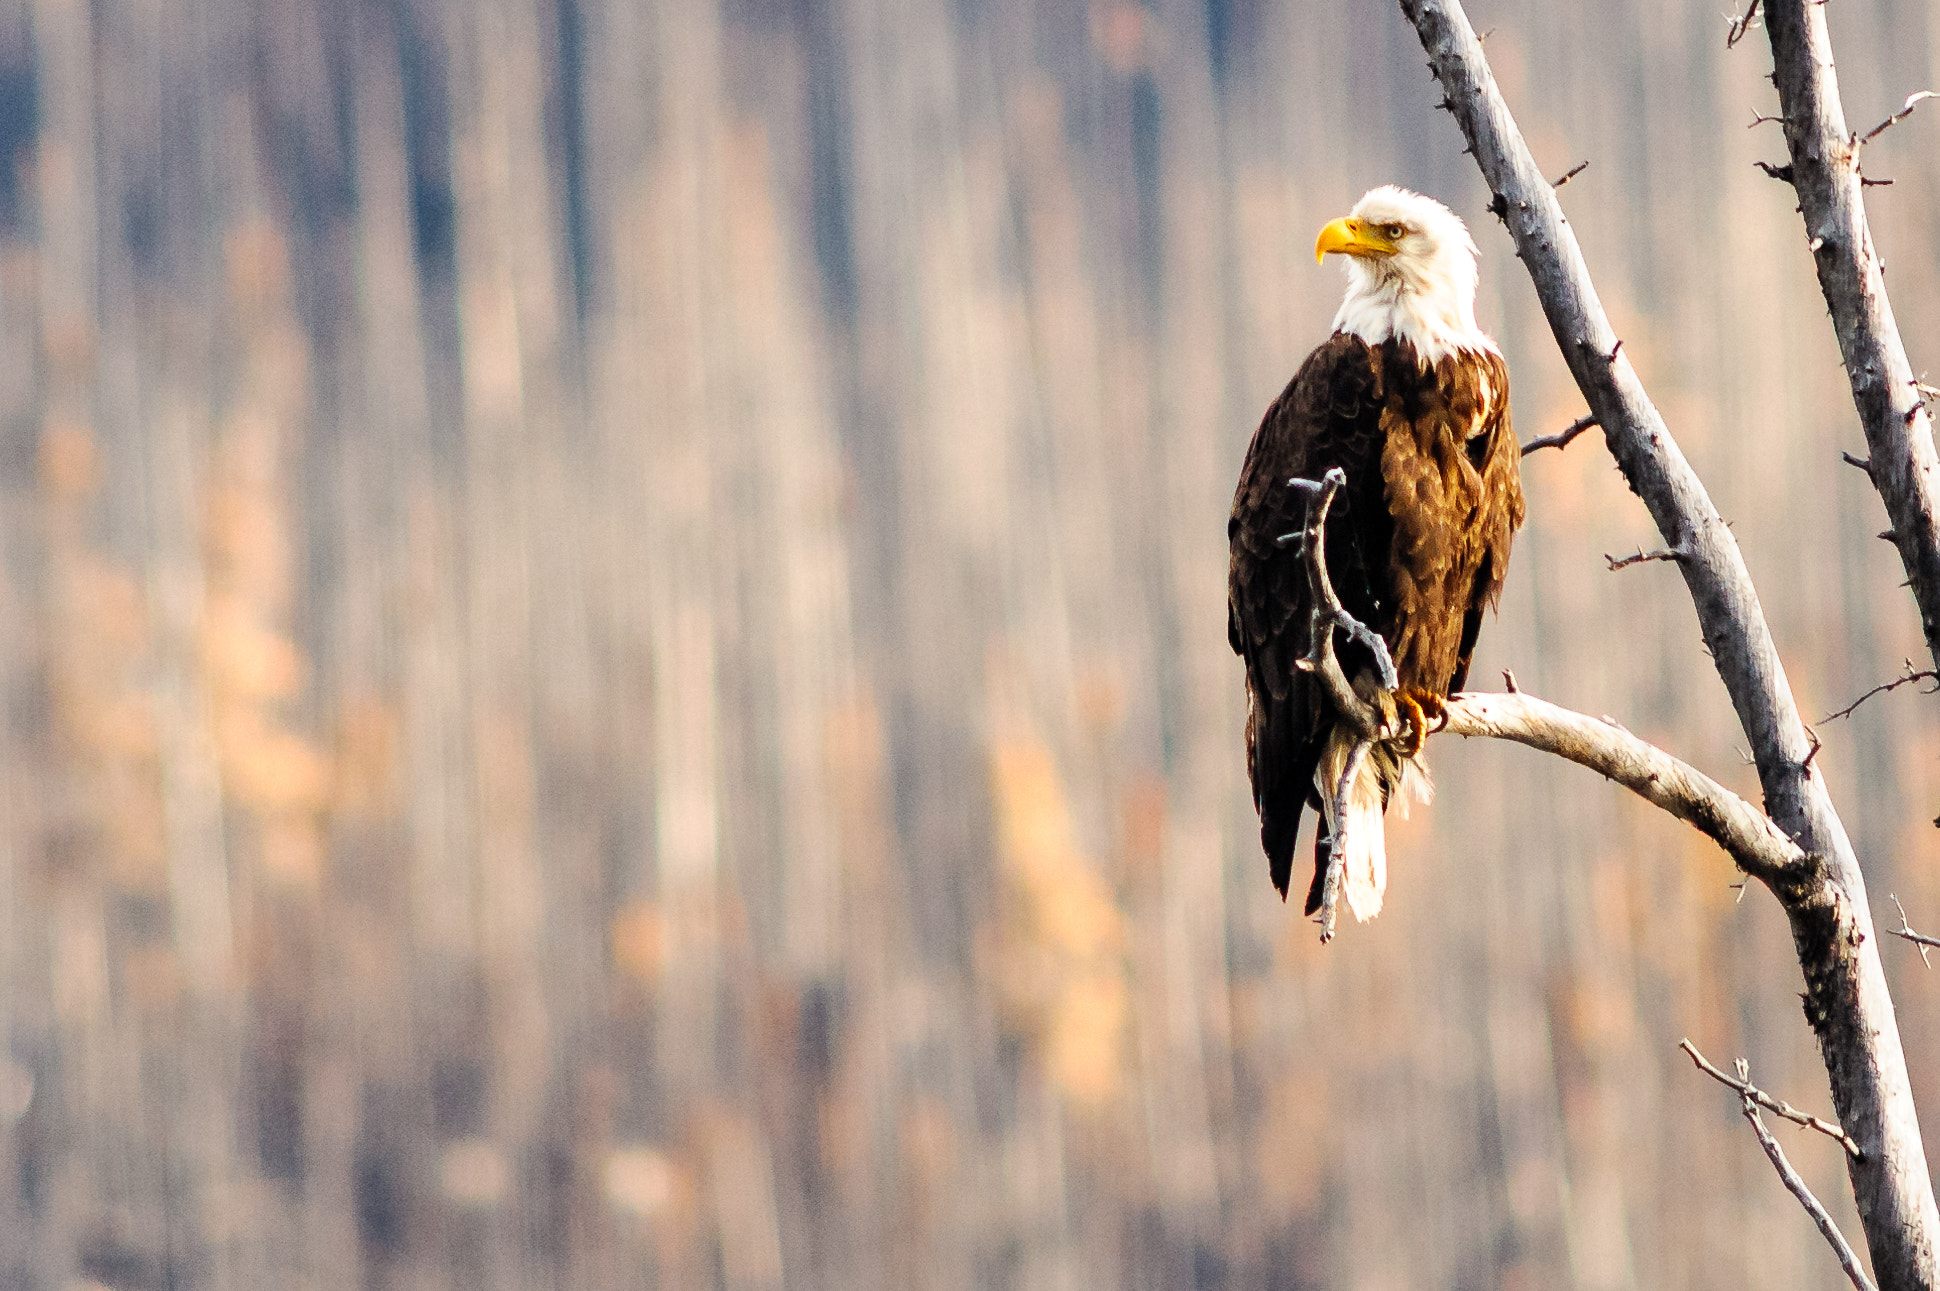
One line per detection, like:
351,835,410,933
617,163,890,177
1316,730,1433,922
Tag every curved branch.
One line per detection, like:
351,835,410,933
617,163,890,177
1441,691,1804,881
1761,3,1940,674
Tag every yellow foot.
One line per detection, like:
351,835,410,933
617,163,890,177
1392,688,1447,758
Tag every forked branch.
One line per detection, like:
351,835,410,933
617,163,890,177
1279,471,1401,941
1684,1041,1877,1290
1886,896,1940,967
1681,1038,1861,1157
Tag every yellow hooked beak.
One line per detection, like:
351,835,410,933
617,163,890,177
1314,217,1399,264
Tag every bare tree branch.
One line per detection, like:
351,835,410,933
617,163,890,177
1521,413,1597,455
1822,659,1940,723
1886,896,1940,968
1857,91,1937,148
1316,735,1373,944
1605,544,1691,571
1727,0,1763,49
1762,5,1940,677
1744,1094,1880,1291
1681,1039,1861,1157
1444,692,1804,881
1395,1,1940,1281
1683,1042,1877,1288
1550,160,1588,188
1278,471,1407,942
1278,470,1398,736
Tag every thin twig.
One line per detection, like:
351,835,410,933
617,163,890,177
1726,0,1763,48
1521,414,1598,455
1606,544,1690,571
1740,1092,1878,1291
1316,736,1373,944
1841,450,1873,475
1887,894,1940,968
1749,109,1789,128
1550,160,1588,189
1680,1039,1862,1158
1820,657,1940,722
1857,90,1937,147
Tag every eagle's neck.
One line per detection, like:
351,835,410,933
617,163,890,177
1331,260,1496,367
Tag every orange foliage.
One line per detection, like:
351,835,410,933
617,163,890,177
988,734,1130,1109
612,900,665,986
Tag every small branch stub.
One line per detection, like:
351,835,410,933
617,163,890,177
1280,470,1399,716
1521,414,1598,456
1606,544,1691,571
1550,160,1588,188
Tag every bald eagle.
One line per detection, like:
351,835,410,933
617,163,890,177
1228,186,1524,923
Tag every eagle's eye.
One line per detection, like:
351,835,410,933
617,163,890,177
1384,223,1407,241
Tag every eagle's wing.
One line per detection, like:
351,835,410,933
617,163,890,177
1228,334,1390,899
1450,350,1524,693
1379,347,1523,695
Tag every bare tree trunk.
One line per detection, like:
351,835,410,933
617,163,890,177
1759,0,1940,672
1395,1,1940,1285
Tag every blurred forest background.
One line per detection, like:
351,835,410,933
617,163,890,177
0,0,1938,1286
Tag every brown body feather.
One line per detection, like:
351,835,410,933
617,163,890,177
1228,333,1523,905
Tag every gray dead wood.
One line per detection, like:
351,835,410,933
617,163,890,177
1279,469,1402,941
1746,1095,1880,1291
1441,692,1803,881
1681,1038,1861,1158
1760,2,1940,677
1395,1,1940,1283
1682,1041,1877,1289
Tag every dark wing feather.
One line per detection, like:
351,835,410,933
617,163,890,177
1453,350,1524,692
1228,334,1389,898
1378,345,1522,696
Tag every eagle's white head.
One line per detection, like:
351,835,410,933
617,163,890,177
1317,185,1496,367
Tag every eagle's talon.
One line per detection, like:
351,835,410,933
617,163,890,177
1388,688,1446,757
1392,693,1428,758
